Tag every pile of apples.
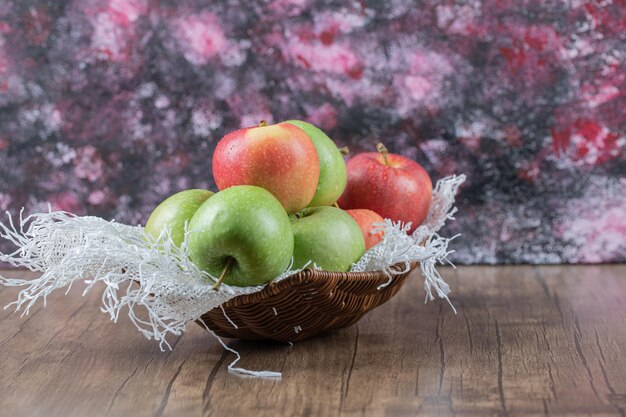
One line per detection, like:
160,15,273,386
145,120,432,289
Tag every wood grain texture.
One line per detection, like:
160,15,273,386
1,265,625,417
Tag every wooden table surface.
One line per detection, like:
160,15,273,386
1,265,625,417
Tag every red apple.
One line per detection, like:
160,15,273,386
212,121,320,213
346,209,385,250
338,143,432,233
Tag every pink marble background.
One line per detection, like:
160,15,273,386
0,0,624,263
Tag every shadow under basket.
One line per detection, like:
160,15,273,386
198,261,418,342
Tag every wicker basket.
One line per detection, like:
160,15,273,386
198,261,418,342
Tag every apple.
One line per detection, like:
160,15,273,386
285,120,347,207
212,120,320,213
345,209,385,250
188,185,294,288
338,143,432,233
290,206,365,272
145,189,214,247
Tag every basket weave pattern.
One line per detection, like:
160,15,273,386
199,261,418,342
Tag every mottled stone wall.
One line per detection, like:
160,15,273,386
0,1,624,263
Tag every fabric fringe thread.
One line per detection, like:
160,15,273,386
0,174,465,378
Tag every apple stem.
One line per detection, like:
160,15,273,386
376,142,390,165
212,258,233,291
259,120,268,127
339,146,349,156
333,202,340,209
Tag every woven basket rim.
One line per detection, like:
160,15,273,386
221,261,418,309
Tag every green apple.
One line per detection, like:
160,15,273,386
145,189,214,247
285,120,347,207
188,185,294,288
290,206,365,271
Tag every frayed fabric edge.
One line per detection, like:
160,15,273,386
0,174,465,378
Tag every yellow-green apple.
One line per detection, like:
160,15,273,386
188,185,294,288
285,120,347,207
290,206,365,271
338,143,432,233
345,209,385,250
212,121,320,213
145,189,214,247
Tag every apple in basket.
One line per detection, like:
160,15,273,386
187,185,294,288
284,120,348,207
338,143,432,233
144,189,214,247
290,206,365,272
345,209,385,250
212,120,320,213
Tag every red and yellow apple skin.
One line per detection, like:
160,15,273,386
346,209,385,250
338,145,432,234
212,121,320,213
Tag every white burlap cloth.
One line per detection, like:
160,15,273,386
0,174,464,378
